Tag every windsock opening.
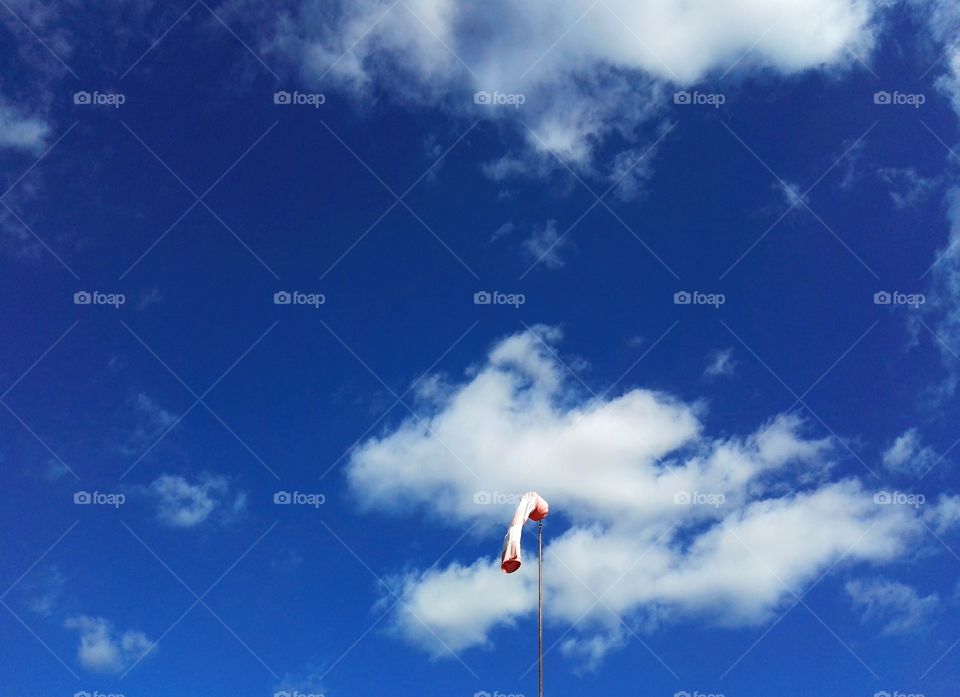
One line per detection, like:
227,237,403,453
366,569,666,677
500,491,549,574
502,558,522,574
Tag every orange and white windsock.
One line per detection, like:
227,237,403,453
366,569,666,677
500,491,549,574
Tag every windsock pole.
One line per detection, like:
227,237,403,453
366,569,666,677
538,520,543,697
499,492,549,695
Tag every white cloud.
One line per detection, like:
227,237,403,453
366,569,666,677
0,103,49,153
882,428,938,474
704,348,736,378
346,327,935,662
389,558,535,654
148,473,247,528
273,666,328,697
63,615,154,673
245,0,879,174
560,631,627,672
284,0,876,85
937,49,960,115
846,577,939,635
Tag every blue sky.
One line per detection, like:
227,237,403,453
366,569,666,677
3,2,960,697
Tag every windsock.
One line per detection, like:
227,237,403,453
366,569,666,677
500,491,549,573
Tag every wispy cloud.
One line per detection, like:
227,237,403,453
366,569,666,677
523,220,569,270
918,0,960,117
704,348,736,378
777,179,807,208
875,168,941,210
919,188,960,401
136,287,164,311
0,102,49,153
881,428,938,475
148,473,247,529
489,221,516,243
273,666,328,697
119,392,178,456
924,494,960,534
846,577,939,636
23,566,65,617
490,219,572,270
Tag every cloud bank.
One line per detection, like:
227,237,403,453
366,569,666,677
346,327,940,662
244,0,881,172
